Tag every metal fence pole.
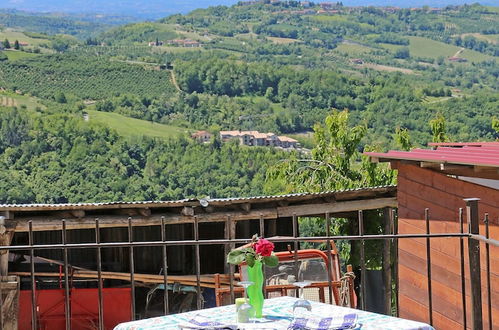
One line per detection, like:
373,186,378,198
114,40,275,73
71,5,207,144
358,210,366,311
62,220,71,330
95,219,104,330
194,216,202,310
425,208,433,326
325,212,333,304
465,198,483,330
161,216,170,314
484,213,492,330
459,208,467,330
259,214,267,299
128,217,135,320
29,220,37,330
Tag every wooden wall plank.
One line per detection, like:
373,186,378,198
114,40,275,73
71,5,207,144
396,163,499,329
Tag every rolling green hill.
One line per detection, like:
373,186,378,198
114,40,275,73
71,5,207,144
87,110,190,140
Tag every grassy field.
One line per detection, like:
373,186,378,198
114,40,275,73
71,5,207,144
378,36,494,62
0,29,49,46
460,33,499,44
3,50,39,61
267,36,300,44
0,91,45,110
87,110,190,140
334,42,373,55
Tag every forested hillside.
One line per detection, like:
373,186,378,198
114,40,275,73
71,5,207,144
0,2,498,204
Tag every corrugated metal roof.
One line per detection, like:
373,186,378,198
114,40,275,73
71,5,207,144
0,186,396,211
365,142,499,168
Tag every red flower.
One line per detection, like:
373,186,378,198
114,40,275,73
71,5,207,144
255,238,274,257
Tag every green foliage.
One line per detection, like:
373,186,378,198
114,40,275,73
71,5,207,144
0,54,176,99
493,117,499,136
3,38,10,49
267,110,395,193
394,127,412,151
0,11,108,38
394,47,410,59
429,114,449,143
266,110,395,269
0,108,285,203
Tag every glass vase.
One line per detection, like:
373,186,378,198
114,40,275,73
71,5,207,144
247,259,264,318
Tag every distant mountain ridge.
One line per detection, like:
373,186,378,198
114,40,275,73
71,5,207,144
1,1,496,19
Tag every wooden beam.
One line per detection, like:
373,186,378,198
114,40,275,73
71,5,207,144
137,208,151,217
14,208,279,232
181,207,195,216
240,203,251,213
277,197,398,217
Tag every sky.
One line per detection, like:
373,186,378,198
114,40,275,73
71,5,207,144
1,0,498,19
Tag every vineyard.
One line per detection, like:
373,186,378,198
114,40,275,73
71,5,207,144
0,54,177,100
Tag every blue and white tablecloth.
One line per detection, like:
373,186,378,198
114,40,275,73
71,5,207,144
114,296,434,330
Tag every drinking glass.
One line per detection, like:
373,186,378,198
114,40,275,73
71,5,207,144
237,281,255,323
292,281,312,317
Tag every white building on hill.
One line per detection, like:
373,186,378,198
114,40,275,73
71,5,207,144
219,130,299,149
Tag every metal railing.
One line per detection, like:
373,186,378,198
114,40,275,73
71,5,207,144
0,198,497,330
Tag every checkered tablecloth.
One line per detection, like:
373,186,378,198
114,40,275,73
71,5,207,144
114,296,434,330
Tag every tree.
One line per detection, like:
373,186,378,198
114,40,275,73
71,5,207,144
14,40,20,50
429,114,448,143
493,117,499,136
266,110,395,268
55,92,67,104
394,47,410,59
394,127,412,151
3,39,10,49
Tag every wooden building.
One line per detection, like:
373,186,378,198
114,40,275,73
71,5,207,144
366,142,499,329
0,186,397,324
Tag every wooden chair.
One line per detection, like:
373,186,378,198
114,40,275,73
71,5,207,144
214,242,356,308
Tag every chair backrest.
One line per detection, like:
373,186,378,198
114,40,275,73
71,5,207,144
214,245,356,308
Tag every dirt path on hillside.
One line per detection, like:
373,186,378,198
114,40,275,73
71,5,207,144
453,47,465,57
169,69,182,92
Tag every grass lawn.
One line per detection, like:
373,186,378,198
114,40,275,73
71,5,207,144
0,91,45,110
0,29,49,46
87,110,190,140
3,50,39,61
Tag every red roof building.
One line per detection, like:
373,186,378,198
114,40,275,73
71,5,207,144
366,142,498,329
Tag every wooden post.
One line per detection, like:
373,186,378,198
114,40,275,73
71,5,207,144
465,198,483,330
0,214,16,276
382,208,392,316
0,213,18,330
0,276,20,330
224,217,235,274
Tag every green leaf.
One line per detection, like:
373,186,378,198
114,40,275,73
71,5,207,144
246,253,255,267
262,255,279,267
227,250,246,265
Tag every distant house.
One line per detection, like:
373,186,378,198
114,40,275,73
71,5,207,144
192,130,213,143
148,41,163,46
219,130,299,149
301,1,312,8
448,56,467,62
320,2,334,9
18,42,29,47
278,136,299,148
350,58,364,65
